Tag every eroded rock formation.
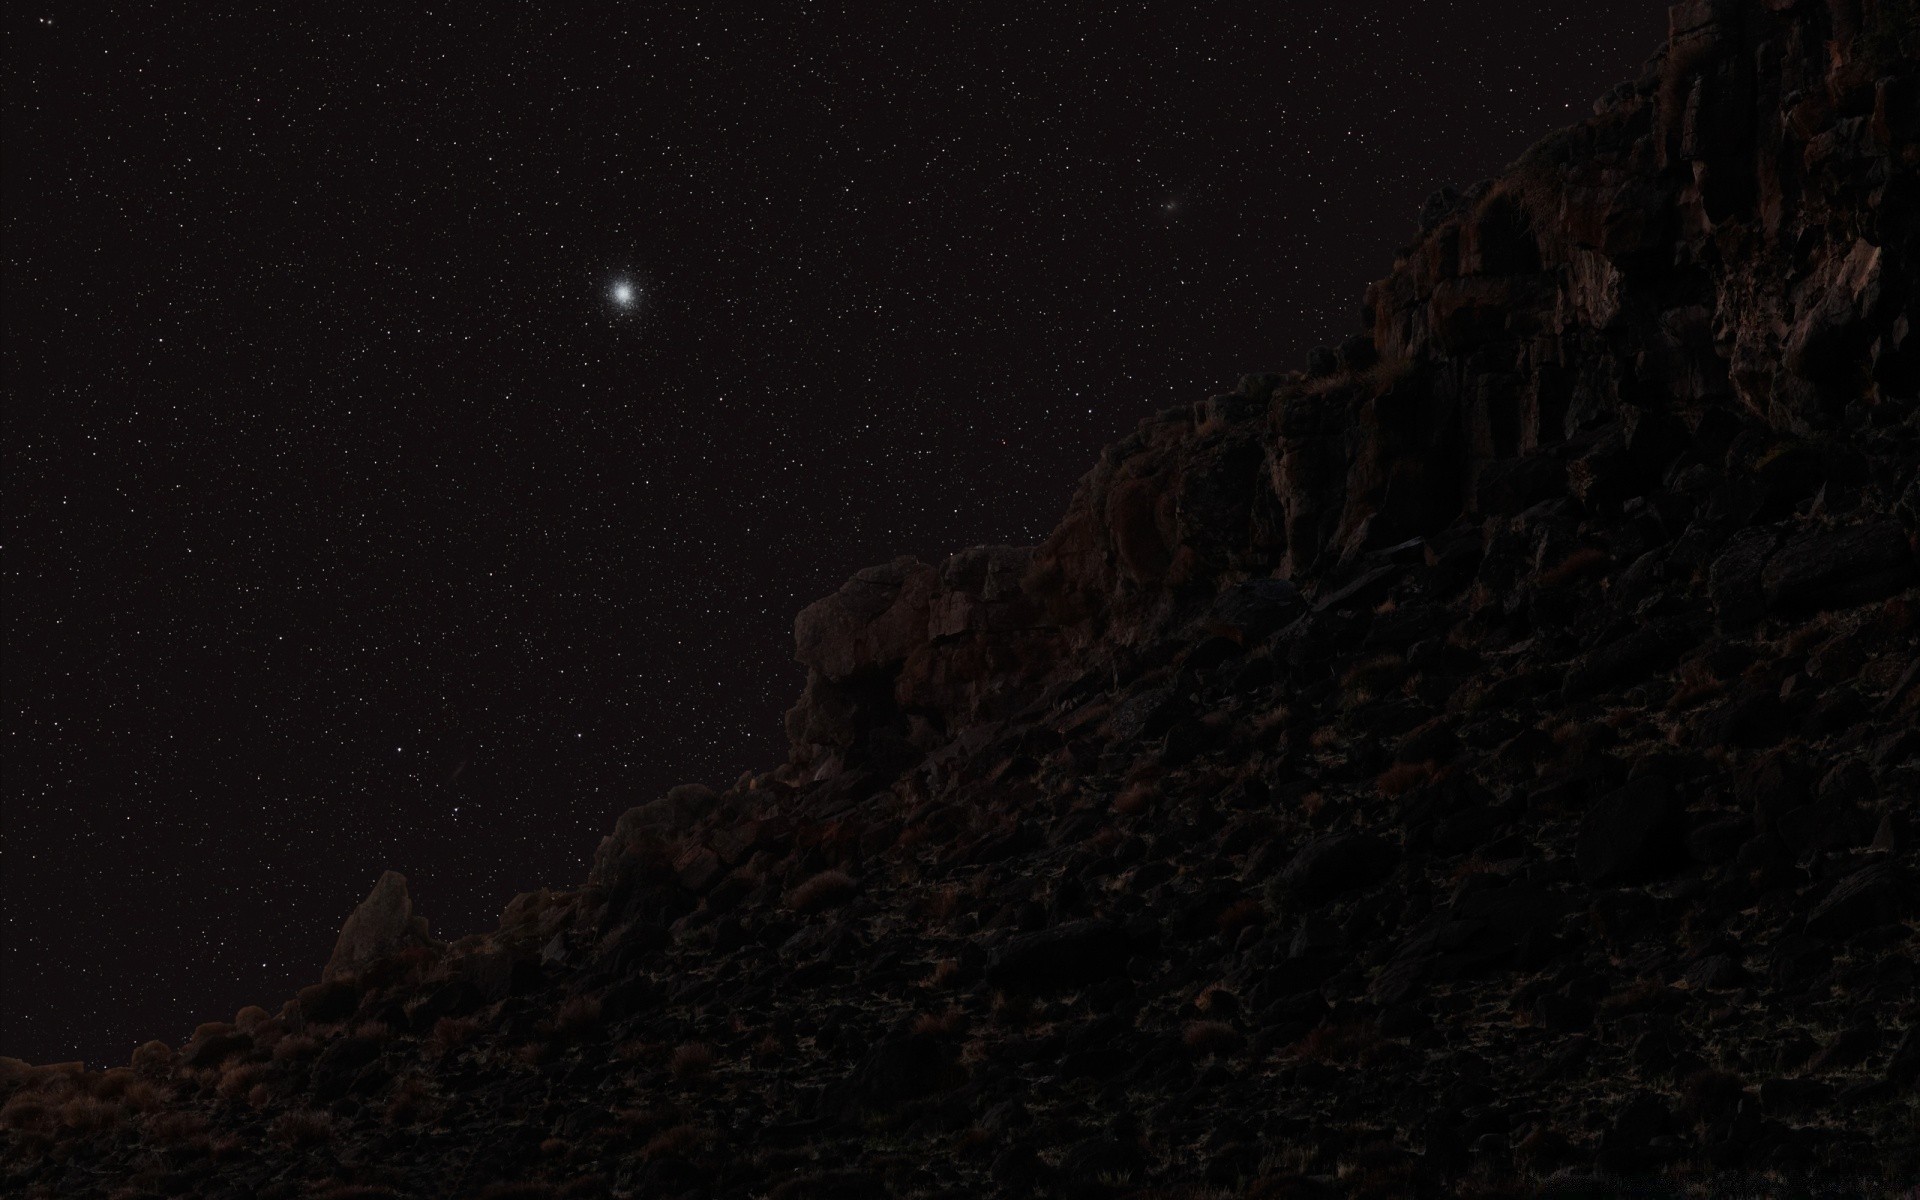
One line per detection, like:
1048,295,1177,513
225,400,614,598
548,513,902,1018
6,3,1916,1197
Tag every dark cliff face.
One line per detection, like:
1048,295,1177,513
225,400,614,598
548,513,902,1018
780,0,1919,788
6,4,1918,1198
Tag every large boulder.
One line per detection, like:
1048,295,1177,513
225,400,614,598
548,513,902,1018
986,919,1131,992
793,557,941,681
1761,520,1914,614
1275,833,1398,906
1576,778,1686,884
323,871,433,982
587,783,717,890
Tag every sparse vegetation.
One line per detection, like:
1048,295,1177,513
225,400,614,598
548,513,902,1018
1537,546,1610,588
1292,1021,1382,1065
1667,658,1726,711
1182,1020,1241,1055
786,869,855,913
1375,759,1439,797
270,1109,335,1147
430,1016,483,1056
912,1008,967,1037
667,1042,714,1083
641,1123,713,1161
1113,780,1157,815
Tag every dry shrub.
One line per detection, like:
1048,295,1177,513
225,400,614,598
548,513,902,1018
272,1033,320,1063
270,1108,335,1146
1113,781,1157,815
349,1019,393,1043
385,1076,431,1125
924,885,965,922
1307,725,1342,751
1667,659,1725,711
1251,704,1292,737
1183,1020,1241,1054
1194,985,1236,1015
786,869,855,913
991,990,1037,1029
541,1137,569,1156
667,1042,714,1082
752,1034,783,1061
920,957,962,989
912,1008,967,1037
84,1067,132,1101
247,1083,272,1109
0,1094,52,1133
550,994,603,1040
142,1109,209,1145
1216,897,1266,935
233,1005,272,1034
122,1080,170,1113
1448,854,1502,885
514,1042,551,1068
641,1123,713,1161
1537,546,1610,588
216,1062,270,1102
894,822,930,854
24,1067,72,1100
130,1039,174,1078
1598,978,1670,1016
430,1016,483,1056
1292,1020,1381,1064
1375,760,1438,797
1680,1068,1747,1123
1340,654,1407,705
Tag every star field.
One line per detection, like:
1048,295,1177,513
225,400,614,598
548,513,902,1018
5,3,1657,1066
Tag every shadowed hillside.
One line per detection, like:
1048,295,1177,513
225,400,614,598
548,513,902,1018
4,2,1917,1196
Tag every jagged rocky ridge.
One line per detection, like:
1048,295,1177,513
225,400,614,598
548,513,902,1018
6,2,1919,1196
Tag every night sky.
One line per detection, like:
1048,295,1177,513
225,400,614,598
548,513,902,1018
5,4,1658,1067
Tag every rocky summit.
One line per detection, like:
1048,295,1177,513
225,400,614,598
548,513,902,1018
6,2,1919,1197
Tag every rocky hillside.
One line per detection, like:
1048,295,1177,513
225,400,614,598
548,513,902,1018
5,2,1918,1196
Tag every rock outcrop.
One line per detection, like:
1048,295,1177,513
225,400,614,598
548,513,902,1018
5,4,1916,1197
322,871,435,983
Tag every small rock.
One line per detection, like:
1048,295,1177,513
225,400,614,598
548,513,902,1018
1684,954,1747,991
1534,991,1594,1033
1707,528,1777,627
1805,863,1902,940
1806,1025,1879,1074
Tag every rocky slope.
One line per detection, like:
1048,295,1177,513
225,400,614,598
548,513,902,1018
6,2,1918,1196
